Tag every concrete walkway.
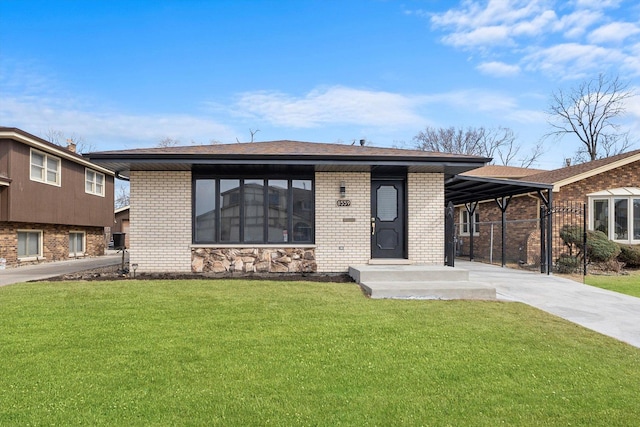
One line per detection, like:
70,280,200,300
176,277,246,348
457,260,640,349
0,253,122,287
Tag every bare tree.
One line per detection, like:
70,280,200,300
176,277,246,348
546,74,635,162
114,180,130,209
236,129,261,143
157,137,181,148
413,126,543,167
44,129,95,153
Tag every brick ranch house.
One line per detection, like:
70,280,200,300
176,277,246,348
88,141,489,274
0,127,115,267
455,150,640,266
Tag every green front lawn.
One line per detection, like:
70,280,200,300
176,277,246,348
586,271,640,298
1,280,639,426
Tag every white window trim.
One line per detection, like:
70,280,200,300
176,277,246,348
85,168,106,197
459,209,480,236
17,229,44,261
588,195,640,245
30,148,61,187
69,231,87,257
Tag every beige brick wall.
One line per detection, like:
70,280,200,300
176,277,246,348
315,172,371,272
408,173,444,264
130,170,192,273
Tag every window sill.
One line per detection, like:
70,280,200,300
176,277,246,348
18,256,45,262
191,243,316,249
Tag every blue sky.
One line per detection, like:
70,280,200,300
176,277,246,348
1,0,639,169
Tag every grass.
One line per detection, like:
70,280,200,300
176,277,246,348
585,270,640,298
1,280,639,426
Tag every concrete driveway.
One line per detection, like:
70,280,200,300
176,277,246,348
457,260,640,349
0,253,122,287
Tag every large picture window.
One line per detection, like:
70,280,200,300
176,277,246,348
30,149,60,186
194,177,313,244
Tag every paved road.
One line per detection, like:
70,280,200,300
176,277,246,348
458,260,640,349
0,253,122,287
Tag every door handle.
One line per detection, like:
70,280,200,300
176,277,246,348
371,217,376,235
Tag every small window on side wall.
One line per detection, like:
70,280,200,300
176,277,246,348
18,230,42,258
70,232,85,256
85,169,105,196
460,210,480,236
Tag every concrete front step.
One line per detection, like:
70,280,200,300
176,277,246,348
349,264,469,283
349,264,496,300
360,280,497,300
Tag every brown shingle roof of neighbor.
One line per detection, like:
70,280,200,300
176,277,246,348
461,164,548,179
523,148,640,185
92,140,484,160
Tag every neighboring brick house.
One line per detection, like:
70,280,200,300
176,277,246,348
0,127,115,268
456,150,640,265
88,141,488,274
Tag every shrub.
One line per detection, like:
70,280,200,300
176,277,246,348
618,245,640,268
556,254,581,274
586,230,621,262
558,225,620,263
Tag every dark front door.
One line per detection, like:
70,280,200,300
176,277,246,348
371,180,405,259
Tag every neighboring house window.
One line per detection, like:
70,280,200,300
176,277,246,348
30,149,60,186
194,177,314,244
70,232,85,255
85,169,105,196
460,210,480,236
17,230,42,258
84,169,104,197
589,190,640,244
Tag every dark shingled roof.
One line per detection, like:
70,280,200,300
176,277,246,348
91,140,483,159
88,140,491,177
524,148,640,185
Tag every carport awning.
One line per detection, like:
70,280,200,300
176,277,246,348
445,175,554,206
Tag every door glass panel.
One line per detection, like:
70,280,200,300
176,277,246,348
377,185,397,221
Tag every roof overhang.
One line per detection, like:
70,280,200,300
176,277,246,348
445,175,554,206
87,153,490,178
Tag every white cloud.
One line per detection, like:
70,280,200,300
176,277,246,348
554,9,603,38
0,96,237,149
431,0,558,49
426,0,640,79
588,22,640,44
477,61,521,76
232,86,426,128
523,43,626,77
